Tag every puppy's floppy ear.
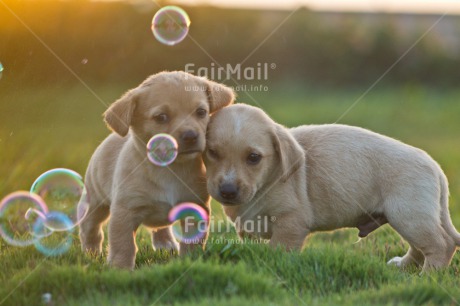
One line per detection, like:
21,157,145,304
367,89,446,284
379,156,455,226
103,88,139,137
203,79,235,113
272,124,305,182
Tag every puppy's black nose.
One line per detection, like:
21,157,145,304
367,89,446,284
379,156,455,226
181,130,198,144
219,183,238,200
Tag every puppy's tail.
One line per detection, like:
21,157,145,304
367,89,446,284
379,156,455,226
439,173,460,246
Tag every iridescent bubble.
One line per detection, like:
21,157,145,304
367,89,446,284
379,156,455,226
169,202,208,244
151,6,191,46
25,208,53,239
33,211,73,256
30,168,89,231
0,62,3,80
146,133,178,166
0,191,48,247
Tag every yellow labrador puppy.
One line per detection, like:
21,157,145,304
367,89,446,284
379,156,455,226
79,71,234,269
205,104,459,271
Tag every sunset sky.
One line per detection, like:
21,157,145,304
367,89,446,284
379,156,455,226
172,0,460,14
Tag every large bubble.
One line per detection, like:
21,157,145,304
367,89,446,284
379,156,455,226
151,6,191,46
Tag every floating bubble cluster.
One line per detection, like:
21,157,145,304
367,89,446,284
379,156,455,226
169,202,209,244
151,6,190,46
31,168,89,231
0,168,88,256
147,133,178,166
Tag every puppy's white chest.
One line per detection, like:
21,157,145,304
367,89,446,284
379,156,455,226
163,183,179,206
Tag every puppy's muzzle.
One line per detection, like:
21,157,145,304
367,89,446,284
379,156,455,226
179,130,200,154
219,183,239,201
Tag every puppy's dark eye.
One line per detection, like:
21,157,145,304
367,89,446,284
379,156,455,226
247,153,262,165
207,148,219,159
153,113,169,123
196,108,207,118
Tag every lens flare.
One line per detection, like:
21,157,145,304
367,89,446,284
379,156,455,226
168,202,208,244
151,6,190,46
146,133,178,166
0,191,48,247
30,168,89,231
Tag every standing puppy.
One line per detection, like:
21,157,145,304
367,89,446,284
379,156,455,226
79,71,234,269
205,104,459,271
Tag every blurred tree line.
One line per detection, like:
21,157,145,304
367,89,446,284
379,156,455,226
1,0,459,88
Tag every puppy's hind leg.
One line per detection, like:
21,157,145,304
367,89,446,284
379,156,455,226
385,195,456,271
79,201,110,254
387,245,424,268
152,227,179,252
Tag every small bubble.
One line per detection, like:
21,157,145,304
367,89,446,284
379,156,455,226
81,58,88,64
41,293,52,305
151,6,190,46
33,212,73,256
0,62,3,80
169,203,208,244
146,133,178,166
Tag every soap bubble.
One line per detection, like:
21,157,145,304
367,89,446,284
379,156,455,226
33,211,73,256
151,6,190,46
30,168,89,231
146,133,178,166
0,191,48,247
25,208,53,239
0,62,3,79
169,202,208,244
42,293,52,305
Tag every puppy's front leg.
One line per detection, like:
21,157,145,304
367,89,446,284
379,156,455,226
108,205,141,269
269,216,309,251
152,227,179,252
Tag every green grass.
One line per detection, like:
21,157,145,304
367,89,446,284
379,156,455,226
1,83,460,305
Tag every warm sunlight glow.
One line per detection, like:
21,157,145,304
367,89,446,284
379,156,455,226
172,0,460,14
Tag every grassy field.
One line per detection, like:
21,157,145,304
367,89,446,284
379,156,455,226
1,82,460,305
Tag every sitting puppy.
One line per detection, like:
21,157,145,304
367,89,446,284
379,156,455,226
79,71,234,269
204,103,459,271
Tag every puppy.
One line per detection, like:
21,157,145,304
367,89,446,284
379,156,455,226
79,71,234,269
205,104,459,271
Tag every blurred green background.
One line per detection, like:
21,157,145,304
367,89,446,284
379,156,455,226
1,1,460,86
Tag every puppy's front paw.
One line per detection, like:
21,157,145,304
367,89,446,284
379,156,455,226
387,256,403,267
108,255,135,270
152,228,180,252
81,243,103,255
153,238,179,252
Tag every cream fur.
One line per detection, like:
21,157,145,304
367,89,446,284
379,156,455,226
205,103,458,271
79,71,234,269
